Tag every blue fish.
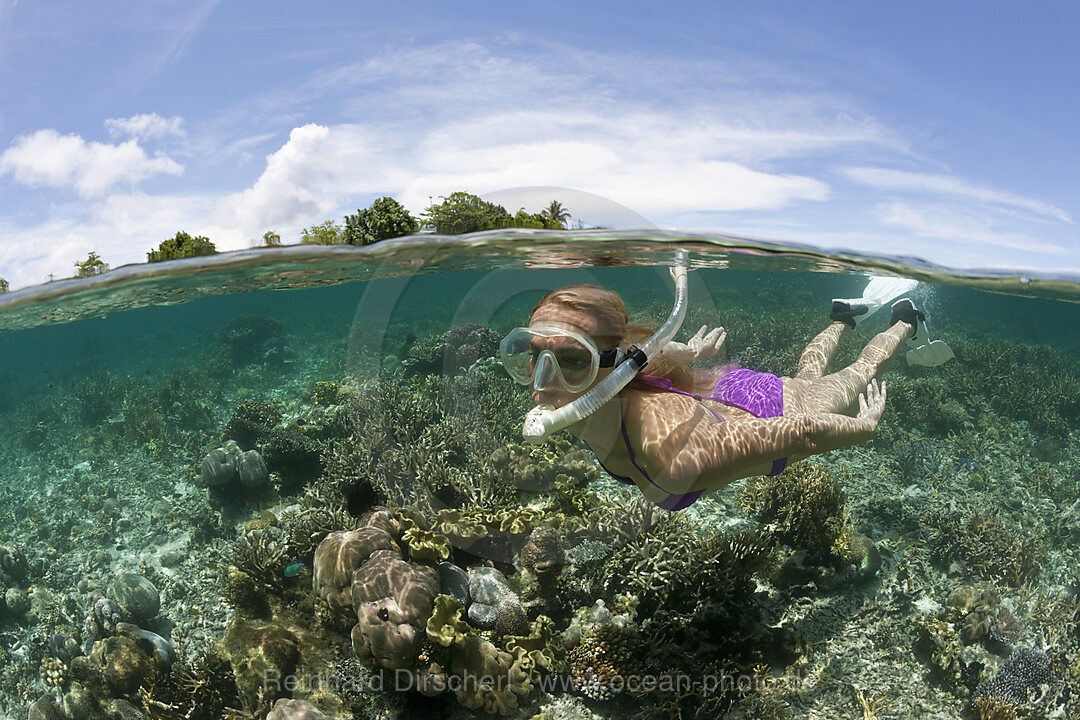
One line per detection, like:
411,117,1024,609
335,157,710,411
284,562,305,578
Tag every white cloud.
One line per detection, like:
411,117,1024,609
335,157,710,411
0,129,183,197
843,167,1072,223
211,108,835,240
875,200,1073,256
105,113,186,141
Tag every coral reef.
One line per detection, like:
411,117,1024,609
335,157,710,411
218,314,286,365
403,323,502,377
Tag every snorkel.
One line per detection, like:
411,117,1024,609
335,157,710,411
522,250,690,443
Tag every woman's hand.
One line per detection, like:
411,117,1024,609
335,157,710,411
857,379,887,431
664,325,726,365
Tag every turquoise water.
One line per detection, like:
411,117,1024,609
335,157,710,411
0,233,1078,720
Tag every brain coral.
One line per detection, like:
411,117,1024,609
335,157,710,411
350,551,439,670
312,527,400,612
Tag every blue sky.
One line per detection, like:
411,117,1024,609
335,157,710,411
0,1,1077,288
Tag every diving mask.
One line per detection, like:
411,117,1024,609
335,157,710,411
499,325,620,393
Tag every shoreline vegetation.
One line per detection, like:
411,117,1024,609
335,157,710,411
0,193,575,293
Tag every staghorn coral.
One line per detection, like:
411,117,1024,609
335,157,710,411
231,526,289,594
924,502,1046,587
737,461,851,562
282,505,355,563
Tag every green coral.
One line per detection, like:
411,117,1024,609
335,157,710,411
401,527,452,563
504,615,564,674
426,594,470,647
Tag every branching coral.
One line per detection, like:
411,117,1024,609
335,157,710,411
737,461,851,561
231,526,289,593
223,401,282,450
924,502,1046,587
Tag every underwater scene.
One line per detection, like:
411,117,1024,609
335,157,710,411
1,234,1079,720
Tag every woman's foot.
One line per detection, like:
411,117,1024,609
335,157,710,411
830,300,867,328
890,299,925,338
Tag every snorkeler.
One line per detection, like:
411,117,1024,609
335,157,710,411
500,277,936,510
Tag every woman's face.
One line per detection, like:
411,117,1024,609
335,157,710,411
527,303,619,408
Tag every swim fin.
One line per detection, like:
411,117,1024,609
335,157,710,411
832,275,920,325
905,319,955,367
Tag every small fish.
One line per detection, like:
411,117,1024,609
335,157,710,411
284,562,305,578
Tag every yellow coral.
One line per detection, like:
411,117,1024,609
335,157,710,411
402,527,452,563
505,615,563,673
426,594,469,647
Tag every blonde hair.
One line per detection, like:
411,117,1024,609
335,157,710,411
531,284,719,396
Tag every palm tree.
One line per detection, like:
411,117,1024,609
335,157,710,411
541,200,571,228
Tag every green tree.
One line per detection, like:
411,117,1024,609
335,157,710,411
0,277,9,293
147,231,217,263
344,197,419,245
263,231,281,246
508,209,548,229
75,251,108,277
421,192,515,234
541,200,571,228
300,220,344,245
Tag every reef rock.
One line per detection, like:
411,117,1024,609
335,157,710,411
0,545,28,581
5,587,29,618
237,449,269,488
90,635,156,695
519,527,565,576
220,618,301,716
437,562,469,605
26,697,63,720
107,573,160,623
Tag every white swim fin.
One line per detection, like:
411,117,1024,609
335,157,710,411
906,319,955,367
832,275,920,326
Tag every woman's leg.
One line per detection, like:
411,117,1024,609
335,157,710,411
798,321,914,414
795,321,847,380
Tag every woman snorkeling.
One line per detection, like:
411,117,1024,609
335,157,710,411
500,279,932,510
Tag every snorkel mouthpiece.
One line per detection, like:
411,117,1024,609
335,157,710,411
522,250,690,443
